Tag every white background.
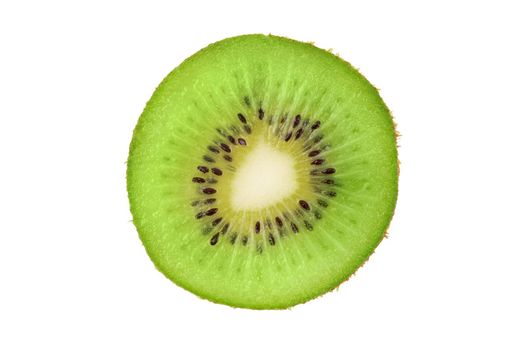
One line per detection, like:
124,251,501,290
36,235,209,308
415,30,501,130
1,1,524,349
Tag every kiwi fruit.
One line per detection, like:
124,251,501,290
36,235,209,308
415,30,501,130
127,34,398,309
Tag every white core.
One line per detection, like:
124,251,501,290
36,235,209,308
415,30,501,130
230,140,297,211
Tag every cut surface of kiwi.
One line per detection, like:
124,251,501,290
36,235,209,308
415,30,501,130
127,34,398,309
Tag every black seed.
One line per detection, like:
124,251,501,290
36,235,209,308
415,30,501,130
255,221,260,234
275,217,283,228
237,113,247,124
203,155,215,163
258,108,264,120
195,212,206,219
325,191,337,197
311,120,321,130
197,166,209,173
244,96,251,106
322,179,335,185
322,168,336,174
295,128,303,139
206,208,218,216
204,198,216,204
212,218,222,226
299,200,310,211
192,177,205,183
314,211,322,220
290,222,299,233
242,236,248,245
311,159,325,165
293,115,301,128
210,233,219,245
238,138,247,146
318,199,329,207
224,155,232,162
304,220,313,231
220,143,231,153
208,146,220,154
228,135,236,144
308,150,320,157
211,168,222,176
221,223,230,235
191,200,200,207
280,117,285,124
268,233,275,245
284,132,292,142
244,125,252,134
203,188,216,194
230,233,238,244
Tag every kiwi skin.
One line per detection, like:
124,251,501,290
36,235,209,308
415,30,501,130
127,34,399,309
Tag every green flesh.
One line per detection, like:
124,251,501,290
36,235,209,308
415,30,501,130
127,34,398,309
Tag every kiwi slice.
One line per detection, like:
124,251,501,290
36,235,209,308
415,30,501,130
127,34,398,309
